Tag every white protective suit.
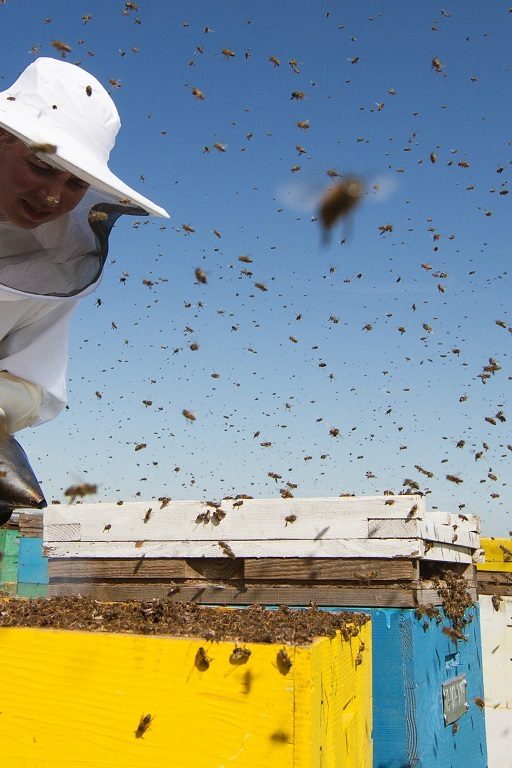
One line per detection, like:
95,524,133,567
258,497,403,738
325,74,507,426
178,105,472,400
0,189,144,432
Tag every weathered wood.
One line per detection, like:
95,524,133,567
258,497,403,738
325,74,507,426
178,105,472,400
44,537,428,560
244,557,417,581
420,542,474,564
47,581,440,607
44,495,427,534
18,512,44,537
368,516,479,548
48,557,244,581
476,582,512,597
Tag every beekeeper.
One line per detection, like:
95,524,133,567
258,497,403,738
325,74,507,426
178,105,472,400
0,57,168,436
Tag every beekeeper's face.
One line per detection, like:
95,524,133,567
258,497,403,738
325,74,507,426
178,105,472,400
0,135,90,229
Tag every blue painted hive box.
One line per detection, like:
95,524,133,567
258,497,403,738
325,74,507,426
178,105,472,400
335,603,487,768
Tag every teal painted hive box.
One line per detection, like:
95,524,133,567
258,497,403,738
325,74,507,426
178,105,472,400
0,529,20,595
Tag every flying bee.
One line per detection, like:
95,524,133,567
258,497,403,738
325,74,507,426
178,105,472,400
64,483,98,503
432,57,443,73
182,409,196,422
52,40,72,56
191,87,205,100
221,48,235,58
88,210,108,222
135,713,153,739
195,267,207,283
318,177,364,238
143,508,152,523
28,142,57,155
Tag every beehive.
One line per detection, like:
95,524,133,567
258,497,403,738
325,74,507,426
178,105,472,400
43,495,481,606
0,602,372,768
477,537,512,768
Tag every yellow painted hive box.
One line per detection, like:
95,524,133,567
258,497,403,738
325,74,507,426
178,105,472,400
0,599,372,768
477,537,512,572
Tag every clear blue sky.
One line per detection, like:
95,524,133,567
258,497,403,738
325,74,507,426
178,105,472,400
1,0,511,535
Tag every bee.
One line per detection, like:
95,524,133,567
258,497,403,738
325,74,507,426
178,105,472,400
296,120,310,129
276,648,292,673
221,48,235,58
318,178,364,234
182,409,196,422
213,142,226,152
134,443,146,451
378,223,393,234
52,40,72,56
195,646,211,670
143,508,152,523
195,267,207,283
289,59,300,73
103,523,111,532
191,87,205,100
415,465,434,478
432,57,443,73
135,713,153,739
329,427,340,438
442,626,466,643
27,143,57,156
218,540,236,558
290,91,305,100
280,488,294,498
212,508,226,523
230,646,251,663
88,210,108,222
269,55,280,67
285,514,297,525
183,223,195,234
473,697,485,710
254,282,267,292
109,79,121,89
64,483,98,503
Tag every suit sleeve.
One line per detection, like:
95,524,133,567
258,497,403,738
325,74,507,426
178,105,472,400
0,299,79,427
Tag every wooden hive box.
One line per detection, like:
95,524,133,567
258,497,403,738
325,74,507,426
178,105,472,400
477,537,512,767
44,495,481,606
0,528,20,595
0,603,372,768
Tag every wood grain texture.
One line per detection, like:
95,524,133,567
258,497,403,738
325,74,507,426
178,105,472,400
46,581,455,607
48,557,417,582
44,537,427,559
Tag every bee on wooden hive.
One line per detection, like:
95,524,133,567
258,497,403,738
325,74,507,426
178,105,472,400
230,646,251,664
276,648,293,673
195,646,211,671
135,713,153,739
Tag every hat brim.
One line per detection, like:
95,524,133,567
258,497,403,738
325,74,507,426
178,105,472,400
0,112,169,219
